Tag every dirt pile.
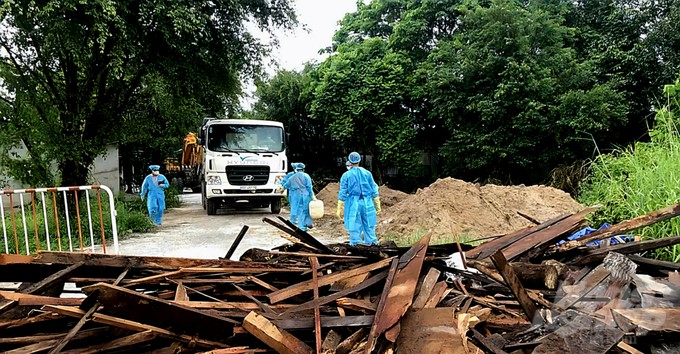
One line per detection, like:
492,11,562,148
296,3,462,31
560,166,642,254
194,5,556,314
377,177,582,243
314,183,409,235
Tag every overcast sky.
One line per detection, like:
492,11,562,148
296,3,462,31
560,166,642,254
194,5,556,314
240,0,358,109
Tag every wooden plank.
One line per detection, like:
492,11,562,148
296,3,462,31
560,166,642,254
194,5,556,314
59,330,157,354
268,257,394,304
273,316,374,330
368,233,430,349
247,276,279,292
616,342,645,354
575,235,680,265
49,267,130,354
310,257,322,354
0,253,35,264
43,305,227,348
274,216,337,254
180,267,305,273
5,339,61,354
471,329,507,354
559,203,680,250
554,266,610,311
225,225,249,260
174,283,189,302
490,251,539,322
270,251,367,260
283,271,388,314
423,281,449,308
612,308,680,337
125,270,183,285
22,262,85,294
336,328,367,354
532,314,623,354
336,298,377,313
197,348,266,354
501,207,597,261
330,273,369,292
173,301,294,310
81,283,236,339
34,251,284,271
242,311,314,354
0,328,107,345
396,308,465,354
412,268,441,309
321,330,342,352
466,212,574,259
0,291,83,306
627,254,680,271
365,258,399,353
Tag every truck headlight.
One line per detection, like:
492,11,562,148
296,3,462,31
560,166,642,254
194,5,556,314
207,176,222,185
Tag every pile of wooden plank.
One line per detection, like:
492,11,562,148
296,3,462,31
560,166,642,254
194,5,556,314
1,210,680,353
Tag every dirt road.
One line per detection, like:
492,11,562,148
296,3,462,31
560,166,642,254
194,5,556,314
116,193,340,260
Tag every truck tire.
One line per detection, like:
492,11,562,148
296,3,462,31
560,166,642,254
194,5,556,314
201,184,206,210
207,199,218,215
270,199,282,214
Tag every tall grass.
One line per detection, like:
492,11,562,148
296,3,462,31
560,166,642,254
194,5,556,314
578,81,680,262
382,227,484,247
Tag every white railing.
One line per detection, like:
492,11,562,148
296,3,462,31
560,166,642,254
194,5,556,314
0,185,119,255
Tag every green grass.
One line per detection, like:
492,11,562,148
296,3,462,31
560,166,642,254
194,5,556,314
382,227,485,247
578,81,680,262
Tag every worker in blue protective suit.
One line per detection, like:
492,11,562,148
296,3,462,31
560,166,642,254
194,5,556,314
281,163,300,224
140,165,170,225
337,152,381,246
283,162,316,231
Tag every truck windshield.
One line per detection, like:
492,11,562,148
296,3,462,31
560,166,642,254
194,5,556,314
207,124,284,153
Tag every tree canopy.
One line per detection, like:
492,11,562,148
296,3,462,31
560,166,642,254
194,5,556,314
253,0,680,190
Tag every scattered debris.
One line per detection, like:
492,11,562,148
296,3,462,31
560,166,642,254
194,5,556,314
1,205,680,353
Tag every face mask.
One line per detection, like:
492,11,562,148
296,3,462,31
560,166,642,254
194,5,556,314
152,171,159,176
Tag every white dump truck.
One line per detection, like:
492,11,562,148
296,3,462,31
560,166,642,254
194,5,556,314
198,118,288,215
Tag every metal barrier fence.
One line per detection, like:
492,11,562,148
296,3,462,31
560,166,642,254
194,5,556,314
0,185,119,255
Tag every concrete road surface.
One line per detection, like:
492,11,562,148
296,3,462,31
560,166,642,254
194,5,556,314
116,193,339,260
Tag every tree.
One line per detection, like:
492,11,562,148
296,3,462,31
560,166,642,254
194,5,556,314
311,39,423,184
0,0,296,187
422,0,628,182
252,65,340,175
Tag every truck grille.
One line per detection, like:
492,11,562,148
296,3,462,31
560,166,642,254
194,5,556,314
225,166,270,186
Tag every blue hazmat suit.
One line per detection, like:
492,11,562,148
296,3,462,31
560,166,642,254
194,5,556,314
140,173,169,225
284,170,314,231
281,171,298,224
338,166,379,245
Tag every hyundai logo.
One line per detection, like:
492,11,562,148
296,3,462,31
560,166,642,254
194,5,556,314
243,175,254,182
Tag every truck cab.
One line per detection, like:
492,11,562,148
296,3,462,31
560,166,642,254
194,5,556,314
198,118,288,215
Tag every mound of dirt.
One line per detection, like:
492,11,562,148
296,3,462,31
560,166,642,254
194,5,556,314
377,177,583,243
314,182,409,236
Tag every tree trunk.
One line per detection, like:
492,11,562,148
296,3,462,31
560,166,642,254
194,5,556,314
59,157,93,187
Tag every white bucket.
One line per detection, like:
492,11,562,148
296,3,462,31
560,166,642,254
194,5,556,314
310,199,324,219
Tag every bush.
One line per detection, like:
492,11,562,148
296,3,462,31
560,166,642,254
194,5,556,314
578,80,680,262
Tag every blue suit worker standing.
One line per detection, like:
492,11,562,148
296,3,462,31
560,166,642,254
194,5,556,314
281,163,300,224
284,163,315,231
337,152,381,246
140,165,169,225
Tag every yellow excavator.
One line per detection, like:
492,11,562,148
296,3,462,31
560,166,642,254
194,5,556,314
164,133,204,193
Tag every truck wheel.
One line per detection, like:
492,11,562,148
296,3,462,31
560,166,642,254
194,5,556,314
270,199,282,214
207,199,218,215
201,184,206,210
